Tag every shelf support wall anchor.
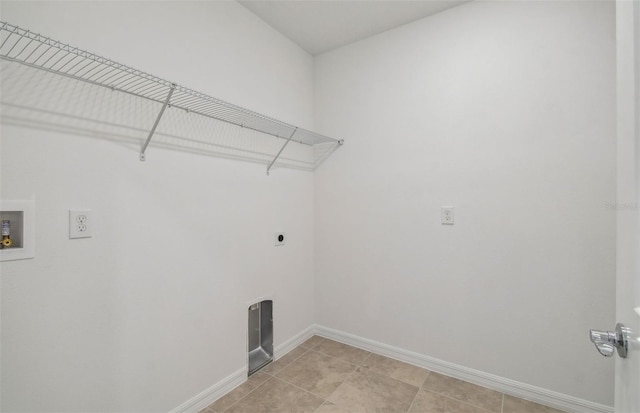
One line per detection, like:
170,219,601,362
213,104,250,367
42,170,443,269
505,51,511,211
140,83,176,161
266,127,298,176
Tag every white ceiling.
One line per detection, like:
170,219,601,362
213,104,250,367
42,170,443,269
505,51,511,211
239,1,469,55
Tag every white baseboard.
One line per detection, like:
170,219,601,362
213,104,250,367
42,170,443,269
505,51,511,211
314,325,613,413
170,325,316,413
274,324,316,360
169,367,246,413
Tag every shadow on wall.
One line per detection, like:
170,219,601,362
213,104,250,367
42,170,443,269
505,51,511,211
0,61,337,172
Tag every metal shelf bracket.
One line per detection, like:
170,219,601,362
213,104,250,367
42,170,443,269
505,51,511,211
140,83,176,161
267,128,298,176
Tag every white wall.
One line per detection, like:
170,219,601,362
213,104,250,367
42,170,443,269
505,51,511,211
314,0,616,406
0,2,315,412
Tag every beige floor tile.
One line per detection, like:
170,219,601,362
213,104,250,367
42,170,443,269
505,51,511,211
502,394,567,413
409,389,495,413
422,373,502,412
328,367,419,412
301,335,327,349
313,339,370,365
225,377,325,413
315,401,358,413
276,350,357,397
409,389,447,413
446,398,496,413
198,406,217,413
206,372,270,412
363,353,430,387
260,346,308,375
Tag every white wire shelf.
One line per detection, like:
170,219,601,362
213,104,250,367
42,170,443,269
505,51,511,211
0,21,343,174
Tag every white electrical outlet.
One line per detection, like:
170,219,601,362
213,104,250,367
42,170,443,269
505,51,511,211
275,233,286,246
70,210,92,239
441,207,454,225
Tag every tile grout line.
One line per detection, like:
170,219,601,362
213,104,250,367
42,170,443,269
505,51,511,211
271,374,330,404
314,400,331,412
306,349,364,369
321,343,432,388
430,391,501,413
317,358,364,410
309,338,433,412
261,337,367,412
405,369,430,413
257,336,324,377
407,375,428,413
421,373,502,413
232,339,327,410
273,342,363,386
214,374,272,413
264,347,312,376
449,397,497,413
323,366,360,404
308,342,372,367
300,336,325,351
351,365,422,413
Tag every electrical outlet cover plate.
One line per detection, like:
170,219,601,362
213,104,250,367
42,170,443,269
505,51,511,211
70,209,92,239
275,233,285,246
441,207,454,225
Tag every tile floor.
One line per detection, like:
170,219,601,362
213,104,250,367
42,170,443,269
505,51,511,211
200,336,566,413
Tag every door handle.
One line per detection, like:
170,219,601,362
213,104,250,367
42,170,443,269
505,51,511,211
589,323,629,358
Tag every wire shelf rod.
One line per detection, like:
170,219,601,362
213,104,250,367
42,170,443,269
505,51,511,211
56,54,80,71
5,31,26,56
72,59,100,77
84,64,113,81
40,48,64,67
117,74,150,90
23,42,45,62
173,93,200,106
13,38,35,60
169,94,203,106
61,55,88,74
0,31,13,50
50,51,73,69
100,70,135,86
31,44,55,65
129,80,163,96
147,89,172,101
87,63,119,80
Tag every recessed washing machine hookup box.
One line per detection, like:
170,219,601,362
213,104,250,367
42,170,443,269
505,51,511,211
0,200,35,262
248,300,273,376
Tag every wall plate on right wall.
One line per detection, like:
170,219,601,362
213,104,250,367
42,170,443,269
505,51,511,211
441,206,454,225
